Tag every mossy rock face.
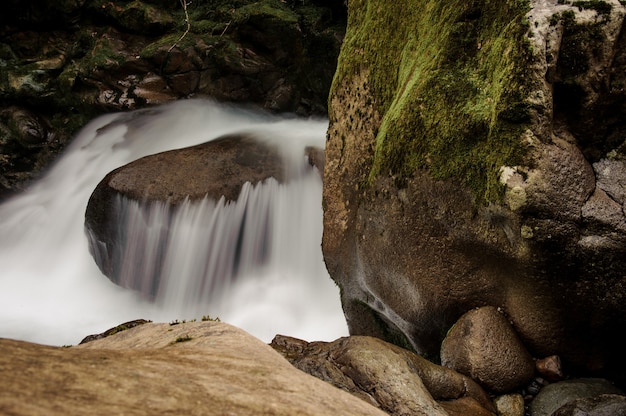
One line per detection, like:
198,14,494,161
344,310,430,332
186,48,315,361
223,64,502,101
0,0,346,199
323,0,626,383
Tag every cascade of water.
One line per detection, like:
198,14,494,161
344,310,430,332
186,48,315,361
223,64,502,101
0,99,347,345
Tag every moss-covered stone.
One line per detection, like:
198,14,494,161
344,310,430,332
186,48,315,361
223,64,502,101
332,0,535,202
323,0,626,381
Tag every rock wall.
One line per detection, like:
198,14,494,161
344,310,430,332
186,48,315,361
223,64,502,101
0,0,345,199
322,0,626,382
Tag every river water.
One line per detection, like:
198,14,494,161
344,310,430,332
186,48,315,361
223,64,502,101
0,99,348,346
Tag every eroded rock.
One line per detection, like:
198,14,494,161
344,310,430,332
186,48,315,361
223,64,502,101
271,334,496,416
0,322,387,416
494,394,525,416
536,355,565,383
84,133,285,292
440,306,535,393
322,0,626,383
552,394,626,416
529,378,625,416
87,133,284,206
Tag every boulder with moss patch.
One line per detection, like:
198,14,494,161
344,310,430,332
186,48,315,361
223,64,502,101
322,0,626,383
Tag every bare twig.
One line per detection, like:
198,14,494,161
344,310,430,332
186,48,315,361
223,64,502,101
220,21,231,37
168,0,191,53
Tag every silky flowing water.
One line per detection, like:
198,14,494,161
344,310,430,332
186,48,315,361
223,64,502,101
0,99,348,346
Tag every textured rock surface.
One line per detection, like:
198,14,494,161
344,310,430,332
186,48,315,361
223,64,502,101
552,394,626,416
322,0,626,382
0,0,345,198
536,355,564,382
440,306,535,393
84,133,286,291
0,321,387,416
86,133,284,206
529,378,625,416
271,334,495,415
494,394,525,416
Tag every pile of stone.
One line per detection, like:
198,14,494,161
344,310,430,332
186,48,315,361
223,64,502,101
2,312,624,416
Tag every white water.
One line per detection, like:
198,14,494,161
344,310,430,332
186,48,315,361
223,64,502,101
0,99,348,346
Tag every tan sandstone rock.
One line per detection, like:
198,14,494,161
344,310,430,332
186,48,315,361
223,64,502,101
0,321,387,416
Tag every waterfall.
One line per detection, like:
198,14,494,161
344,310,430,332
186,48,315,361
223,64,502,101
0,99,347,346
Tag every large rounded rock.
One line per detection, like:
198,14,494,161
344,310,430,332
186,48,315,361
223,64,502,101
0,321,388,416
322,0,626,383
89,133,284,205
84,133,284,290
440,306,535,393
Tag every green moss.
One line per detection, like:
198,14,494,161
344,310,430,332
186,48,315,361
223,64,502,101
83,37,126,71
141,0,299,57
232,0,299,24
550,13,561,26
332,0,535,203
141,33,192,57
106,323,130,336
174,334,193,343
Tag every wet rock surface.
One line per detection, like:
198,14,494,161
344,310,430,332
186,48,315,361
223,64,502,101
86,133,284,206
551,394,626,416
83,132,287,293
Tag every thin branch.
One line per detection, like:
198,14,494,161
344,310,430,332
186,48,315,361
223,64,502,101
168,0,191,53
220,21,231,37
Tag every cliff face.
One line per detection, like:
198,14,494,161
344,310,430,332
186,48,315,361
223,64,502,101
323,0,626,379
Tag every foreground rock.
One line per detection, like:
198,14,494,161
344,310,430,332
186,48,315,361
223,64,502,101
529,378,625,416
552,394,626,416
441,306,535,393
322,0,626,383
271,334,496,416
0,321,386,416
